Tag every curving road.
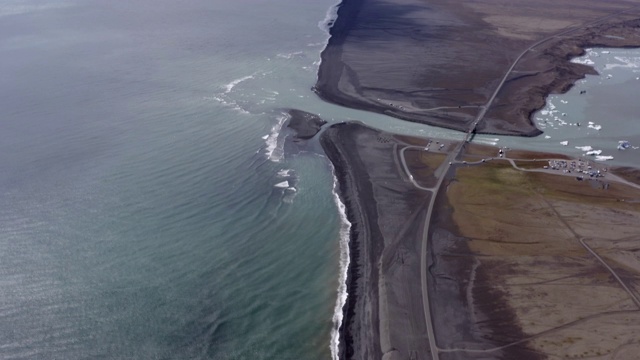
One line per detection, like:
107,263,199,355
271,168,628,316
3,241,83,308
409,5,640,359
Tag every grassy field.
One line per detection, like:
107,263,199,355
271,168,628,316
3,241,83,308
445,161,640,358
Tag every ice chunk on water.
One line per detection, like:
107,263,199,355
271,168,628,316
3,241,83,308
618,140,631,150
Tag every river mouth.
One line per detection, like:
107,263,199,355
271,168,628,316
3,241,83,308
480,47,640,168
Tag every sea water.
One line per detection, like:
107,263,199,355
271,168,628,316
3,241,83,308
0,0,349,358
2,1,640,359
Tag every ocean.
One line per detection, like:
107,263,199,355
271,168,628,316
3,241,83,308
1,1,639,359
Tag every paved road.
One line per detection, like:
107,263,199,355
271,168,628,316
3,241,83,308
413,5,640,359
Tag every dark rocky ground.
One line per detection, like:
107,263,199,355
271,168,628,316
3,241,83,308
315,0,640,136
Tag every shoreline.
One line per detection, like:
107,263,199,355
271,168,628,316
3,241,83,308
321,122,439,359
321,121,640,359
328,156,352,360
314,1,640,358
315,0,640,136
320,123,382,359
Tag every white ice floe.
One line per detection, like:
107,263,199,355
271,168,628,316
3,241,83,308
545,135,551,139
604,56,640,70
618,140,631,150
560,141,569,146
571,57,595,65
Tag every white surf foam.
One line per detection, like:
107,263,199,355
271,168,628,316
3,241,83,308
282,188,297,204
277,51,304,60
595,155,614,161
319,1,341,34
316,1,342,75
575,145,593,151
264,114,288,162
224,74,256,93
277,169,292,177
329,164,352,360
207,95,250,114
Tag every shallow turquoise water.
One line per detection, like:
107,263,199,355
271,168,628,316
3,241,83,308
0,1,345,358
2,1,640,359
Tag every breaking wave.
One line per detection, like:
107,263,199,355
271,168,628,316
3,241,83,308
318,1,340,34
328,163,352,360
264,113,289,162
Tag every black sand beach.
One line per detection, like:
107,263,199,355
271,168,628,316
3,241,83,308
321,122,549,359
322,122,640,359
317,1,640,359
321,123,433,359
285,109,326,142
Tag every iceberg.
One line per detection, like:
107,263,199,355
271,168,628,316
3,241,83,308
618,140,631,150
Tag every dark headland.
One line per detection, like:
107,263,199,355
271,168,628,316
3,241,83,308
316,0,640,359
285,109,327,142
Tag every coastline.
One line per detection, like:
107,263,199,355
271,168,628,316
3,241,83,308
321,121,640,359
320,123,383,360
315,0,640,136
320,123,442,359
314,1,640,359
329,163,352,360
